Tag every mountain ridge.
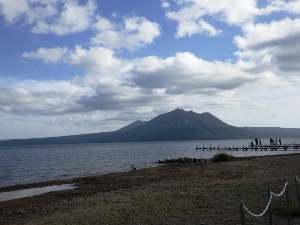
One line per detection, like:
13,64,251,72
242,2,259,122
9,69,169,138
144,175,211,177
117,120,147,132
1,109,300,146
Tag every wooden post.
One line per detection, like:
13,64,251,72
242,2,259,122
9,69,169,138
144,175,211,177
286,184,291,225
240,203,245,225
268,190,273,225
294,177,300,209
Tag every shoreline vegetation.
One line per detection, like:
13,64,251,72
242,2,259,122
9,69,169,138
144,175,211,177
1,154,300,224
157,153,235,164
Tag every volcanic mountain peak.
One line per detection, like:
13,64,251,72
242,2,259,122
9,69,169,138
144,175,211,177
1,108,300,146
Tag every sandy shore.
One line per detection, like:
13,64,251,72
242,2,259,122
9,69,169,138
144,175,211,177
1,154,300,224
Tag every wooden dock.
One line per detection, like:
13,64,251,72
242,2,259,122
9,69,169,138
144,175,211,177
196,143,300,151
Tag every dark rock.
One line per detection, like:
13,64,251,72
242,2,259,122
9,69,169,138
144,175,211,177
157,157,208,164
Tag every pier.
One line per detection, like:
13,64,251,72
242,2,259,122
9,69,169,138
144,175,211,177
196,143,300,152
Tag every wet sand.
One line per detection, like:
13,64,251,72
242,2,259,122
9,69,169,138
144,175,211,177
1,154,300,224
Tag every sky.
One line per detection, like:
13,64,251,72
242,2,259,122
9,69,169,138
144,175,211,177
1,0,300,140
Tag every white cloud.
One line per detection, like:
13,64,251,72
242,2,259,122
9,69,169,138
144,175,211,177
68,46,124,75
165,0,300,38
91,16,161,50
16,79,90,95
22,46,124,75
262,0,300,14
0,0,96,35
0,0,30,23
284,0,300,13
165,0,260,37
162,1,170,9
93,16,114,31
235,19,300,50
166,5,221,37
8,50,258,117
234,18,300,73
22,47,68,63
0,78,92,116
0,88,75,115
130,52,256,94
175,17,221,37
31,0,96,35
3,1,161,55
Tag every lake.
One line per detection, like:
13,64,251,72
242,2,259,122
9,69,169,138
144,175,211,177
1,137,300,187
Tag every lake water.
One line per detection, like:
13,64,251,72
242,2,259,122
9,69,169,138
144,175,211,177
1,138,300,188
0,184,76,202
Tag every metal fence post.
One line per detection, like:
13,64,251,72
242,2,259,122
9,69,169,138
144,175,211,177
240,203,245,225
268,190,273,225
286,184,291,225
294,176,300,209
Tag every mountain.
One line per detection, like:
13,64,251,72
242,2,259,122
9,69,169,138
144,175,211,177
117,120,147,132
0,109,299,146
114,109,259,141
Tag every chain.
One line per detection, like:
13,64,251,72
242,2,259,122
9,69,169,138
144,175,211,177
243,195,272,217
270,182,288,197
243,182,288,217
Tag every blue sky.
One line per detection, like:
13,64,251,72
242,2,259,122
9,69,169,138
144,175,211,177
1,0,300,139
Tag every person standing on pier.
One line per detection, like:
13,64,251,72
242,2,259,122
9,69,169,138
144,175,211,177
255,138,258,146
279,138,282,145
